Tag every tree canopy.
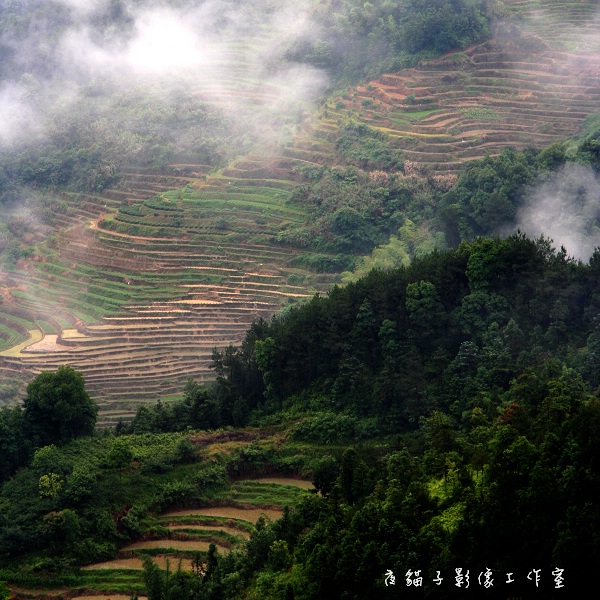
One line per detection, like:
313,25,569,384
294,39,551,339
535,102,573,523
23,365,97,447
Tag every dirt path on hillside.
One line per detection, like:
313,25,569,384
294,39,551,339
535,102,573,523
163,506,283,522
249,477,314,489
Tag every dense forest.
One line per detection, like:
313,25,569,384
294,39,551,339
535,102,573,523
2,233,599,597
281,125,600,271
125,234,600,599
287,0,491,80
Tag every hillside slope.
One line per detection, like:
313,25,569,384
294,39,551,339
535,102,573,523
313,1,600,174
1,0,600,423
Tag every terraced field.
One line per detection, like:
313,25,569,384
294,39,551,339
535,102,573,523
82,477,312,585
0,164,340,424
34,477,312,599
314,0,600,174
509,0,600,51
2,0,600,423
0,28,338,425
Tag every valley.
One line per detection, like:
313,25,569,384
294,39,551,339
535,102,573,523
2,1,600,599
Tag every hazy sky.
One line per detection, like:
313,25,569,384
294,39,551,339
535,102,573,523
517,164,600,261
0,0,327,148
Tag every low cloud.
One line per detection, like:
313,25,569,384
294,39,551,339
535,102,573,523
516,164,600,261
0,0,328,152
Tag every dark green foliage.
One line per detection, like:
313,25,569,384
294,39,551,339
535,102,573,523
2,5,600,595
3,234,600,597
434,140,600,244
402,0,490,54
287,0,491,83
227,440,273,479
290,413,378,444
0,581,9,600
128,381,221,434
125,233,600,493
174,438,196,464
438,147,537,244
105,439,133,470
291,253,355,273
142,555,203,600
312,456,339,497
196,235,594,598
292,132,578,264
282,166,437,254
40,509,81,555
577,124,600,170
267,539,292,571
23,366,97,448
0,428,230,566
0,406,31,481
335,123,403,170
62,465,97,505
187,237,598,595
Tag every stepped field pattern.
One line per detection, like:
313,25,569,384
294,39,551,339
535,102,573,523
82,477,312,584
1,0,600,424
317,2,600,175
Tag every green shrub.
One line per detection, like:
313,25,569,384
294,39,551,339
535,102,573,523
174,438,196,464
291,413,358,444
139,456,173,474
72,539,116,564
120,503,149,536
192,464,228,489
153,480,196,511
119,205,145,217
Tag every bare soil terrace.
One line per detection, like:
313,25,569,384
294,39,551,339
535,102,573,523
317,2,600,175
